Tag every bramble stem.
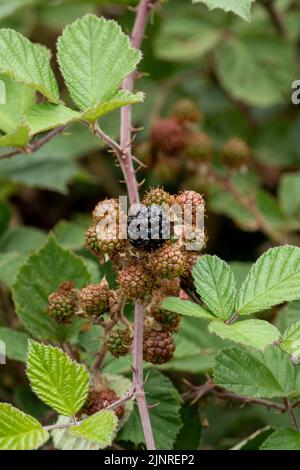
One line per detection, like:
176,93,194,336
120,0,156,449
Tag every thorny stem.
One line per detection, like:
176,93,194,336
0,125,67,160
92,0,156,449
205,164,287,245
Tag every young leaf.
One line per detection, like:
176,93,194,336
161,297,215,320
81,90,144,122
280,321,300,360
214,346,297,398
260,429,300,450
236,246,300,316
0,403,48,450
192,0,255,21
0,126,30,148
25,103,80,135
0,76,35,134
0,327,29,362
69,411,118,446
118,370,182,450
208,319,281,351
57,15,142,119
13,235,90,340
192,255,237,320
26,340,89,416
0,29,59,102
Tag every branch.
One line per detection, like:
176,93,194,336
0,126,67,161
43,389,135,432
204,164,287,245
260,0,287,36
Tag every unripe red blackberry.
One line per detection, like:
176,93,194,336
143,329,175,364
82,388,124,419
152,309,181,332
221,137,250,169
118,263,154,300
107,328,132,358
151,118,185,154
149,242,185,279
172,98,202,124
142,187,174,207
186,132,213,162
176,190,205,209
85,225,100,256
48,281,77,323
92,198,120,224
79,280,110,317
127,204,170,252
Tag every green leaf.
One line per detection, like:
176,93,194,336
215,35,296,107
0,125,30,148
53,220,86,250
192,255,237,320
13,235,90,340
0,28,59,102
280,321,300,360
260,429,300,450
81,90,144,122
192,0,255,21
0,76,35,134
0,226,47,254
25,103,80,135
231,427,273,450
0,0,39,20
279,172,300,218
0,327,29,362
57,15,142,116
0,252,26,287
27,340,89,416
0,403,48,450
161,297,214,320
236,246,300,316
174,404,202,450
276,301,300,333
118,370,182,450
208,319,281,350
214,346,297,398
70,411,118,446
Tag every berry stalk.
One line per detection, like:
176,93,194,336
120,0,156,450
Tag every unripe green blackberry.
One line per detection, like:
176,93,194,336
142,187,174,207
118,264,154,300
182,251,201,278
97,226,125,255
152,309,181,332
221,137,250,169
92,198,119,224
107,328,132,358
48,281,77,323
135,141,152,166
186,132,213,162
172,99,202,124
82,388,124,419
85,225,100,256
79,280,110,317
143,329,175,364
149,242,185,279
151,118,185,154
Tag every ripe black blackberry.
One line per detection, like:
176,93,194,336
143,329,175,364
127,204,170,251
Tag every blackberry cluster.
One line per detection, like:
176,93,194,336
127,204,170,252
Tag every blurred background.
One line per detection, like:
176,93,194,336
0,0,300,449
